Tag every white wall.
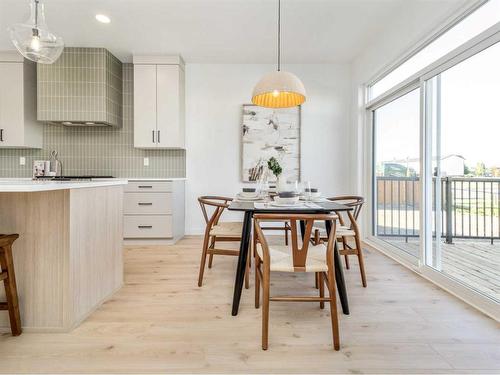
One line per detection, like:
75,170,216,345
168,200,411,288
352,0,471,86
183,2,473,235
185,63,352,234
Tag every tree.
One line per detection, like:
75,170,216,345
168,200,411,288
475,162,486,177
464,164,472,176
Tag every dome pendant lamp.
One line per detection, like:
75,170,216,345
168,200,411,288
8,0,64,64
252,0,306,108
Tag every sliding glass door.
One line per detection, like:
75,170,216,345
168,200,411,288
368,2,500,317
424,40,500,303
372,88,420,259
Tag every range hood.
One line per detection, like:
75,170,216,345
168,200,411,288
37,47,122,127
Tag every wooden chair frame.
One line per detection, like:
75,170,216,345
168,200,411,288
314,196,367,287
254,213,340,351
0,234,21,336
197,196,250,288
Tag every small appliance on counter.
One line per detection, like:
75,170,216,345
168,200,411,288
49,150,62,176
33,150,63,178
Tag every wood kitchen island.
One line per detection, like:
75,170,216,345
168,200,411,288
0,179,127,332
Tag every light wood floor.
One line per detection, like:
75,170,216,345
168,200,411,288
0,236,499,374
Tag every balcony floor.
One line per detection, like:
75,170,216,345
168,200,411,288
379,237,500,302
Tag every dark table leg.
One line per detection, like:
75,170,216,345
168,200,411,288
231,211,253,316
300,220,306,239
325,220,350,315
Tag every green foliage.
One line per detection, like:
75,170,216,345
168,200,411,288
475,162,486,176
464,164,472,176
267,157,282,178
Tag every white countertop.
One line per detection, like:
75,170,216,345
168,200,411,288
127,178,186,181
0,178,128,192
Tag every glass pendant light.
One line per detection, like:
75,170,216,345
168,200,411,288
8,0,64,64
252,0,306,108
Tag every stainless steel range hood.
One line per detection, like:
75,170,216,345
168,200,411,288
37,47,122,127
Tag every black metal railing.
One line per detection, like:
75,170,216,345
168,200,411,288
376,176,500,244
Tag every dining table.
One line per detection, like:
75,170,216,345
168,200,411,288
227,199,352,316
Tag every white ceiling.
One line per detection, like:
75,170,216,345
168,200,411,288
0,0,464,63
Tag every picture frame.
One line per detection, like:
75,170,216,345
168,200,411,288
241,104,301,183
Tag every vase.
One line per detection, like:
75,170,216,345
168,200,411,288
277,175,287,192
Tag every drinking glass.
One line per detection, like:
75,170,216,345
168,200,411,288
303,181,312,201
257,171,269,198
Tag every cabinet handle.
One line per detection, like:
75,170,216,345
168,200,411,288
138,202,153,206
138,185,153,189
157,130,160,143
152,130,155,143
0,129,3,142
138,225,153,229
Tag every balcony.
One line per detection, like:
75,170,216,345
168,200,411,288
376,176,500,302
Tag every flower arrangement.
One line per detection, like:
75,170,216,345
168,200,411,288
267,157,282,179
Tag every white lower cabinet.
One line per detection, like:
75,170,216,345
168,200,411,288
124,193,172,215
123,179,185,243
124,215,172,238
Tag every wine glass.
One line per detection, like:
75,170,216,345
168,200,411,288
303,181,312,201
292,180,300,196
257,170,269,199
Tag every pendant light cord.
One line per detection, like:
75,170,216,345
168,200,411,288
34,0,39,28
277,0,281,72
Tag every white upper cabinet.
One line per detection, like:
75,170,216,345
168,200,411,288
0,52,42,149
133,56,185,149
133,64,157,148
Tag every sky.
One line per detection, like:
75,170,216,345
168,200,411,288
440,41,500,167
375,0,500,171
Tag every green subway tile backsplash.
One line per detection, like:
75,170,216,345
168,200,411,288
0,64,186,178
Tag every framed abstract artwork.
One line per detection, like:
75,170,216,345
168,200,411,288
241,104,301,183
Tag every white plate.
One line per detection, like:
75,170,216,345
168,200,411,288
240,191,258,197
236,194,262,201
270,201,303,208
299,196,326,202
274,197,300,205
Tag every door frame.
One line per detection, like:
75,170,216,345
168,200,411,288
362,22,500,321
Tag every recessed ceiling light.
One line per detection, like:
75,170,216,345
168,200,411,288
95,14,111,24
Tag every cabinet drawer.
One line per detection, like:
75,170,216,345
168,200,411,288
124,215,172,238
124,192,171,214
125,181,172,193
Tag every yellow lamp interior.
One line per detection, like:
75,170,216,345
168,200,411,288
252,91,305,108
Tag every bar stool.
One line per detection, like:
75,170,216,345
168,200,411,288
0,234,22,336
